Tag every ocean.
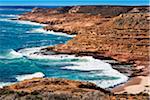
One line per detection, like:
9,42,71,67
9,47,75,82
0,6,128,89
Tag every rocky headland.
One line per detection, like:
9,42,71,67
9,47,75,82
19,6,149,70
1,6,149,99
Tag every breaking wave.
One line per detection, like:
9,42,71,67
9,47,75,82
62,58,128,88
0,49,23,59
18,47,87,60
27,28,76,37
18,46,128,88
15,20,47,26
0,14,17,17
16,72,45,81
0,18,46,26
0,8,31,11
0,82,15,88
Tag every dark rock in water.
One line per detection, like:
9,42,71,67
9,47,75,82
40,47,56,55
10,18,18,20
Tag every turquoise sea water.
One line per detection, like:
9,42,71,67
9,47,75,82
0,7,128,88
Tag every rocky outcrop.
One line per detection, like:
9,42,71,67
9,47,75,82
18,6,150,95
0,78,149,100
42,12,149,77
0,78,108,100
45,12,150,77
68,6,133,17
31,7,72,14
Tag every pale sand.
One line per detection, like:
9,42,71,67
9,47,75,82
112,76,150,94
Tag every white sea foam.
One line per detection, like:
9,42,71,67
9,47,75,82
0,49,23,59
18,46,128,88
8,49,23,59
16,21,47,26
18,47,84,60
62,58,112,71
28,28,76,37
16,72,45,81
0,8,31,11
62,58,128,88
0,82,15,88
90,69,128,88
0,18,46,26
18,46,46,57
0,14,17,17
0,18,11,22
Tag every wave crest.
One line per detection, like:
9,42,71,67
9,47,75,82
0,18,46,26
18,46,128,88
0,82,15,88
62,58,128,88
0,8,31,11
0,14,17,17
27,28,76,37
16,20,47,26
0,49,23,59
16,72,45,81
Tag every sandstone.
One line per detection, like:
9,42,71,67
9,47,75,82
19,6,150,76
17,5,150,96
0,78,149,100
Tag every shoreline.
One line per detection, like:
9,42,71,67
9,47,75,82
39,46,138,93
0,45,130,91
4,5,148,95
17,5,149,94
18,46,130,89
0,47,148,98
